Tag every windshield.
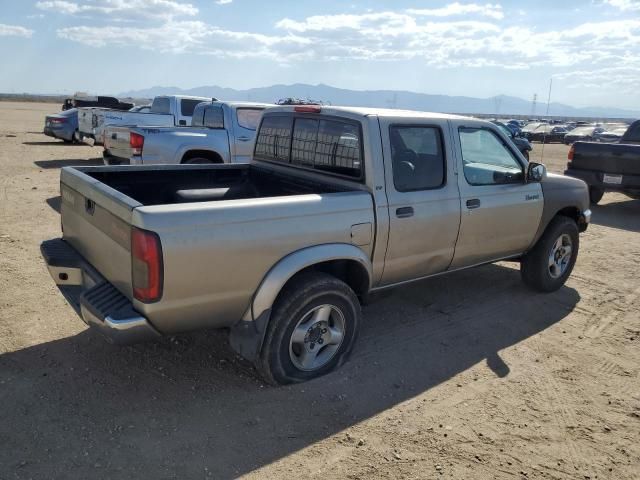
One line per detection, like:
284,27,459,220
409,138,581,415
495,123,512,137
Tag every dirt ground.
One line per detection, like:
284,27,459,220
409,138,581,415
0,101,638,480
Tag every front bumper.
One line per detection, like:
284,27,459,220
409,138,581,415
41,238,161,345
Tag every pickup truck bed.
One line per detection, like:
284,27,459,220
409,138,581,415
54,163,372,344
85,163,351,205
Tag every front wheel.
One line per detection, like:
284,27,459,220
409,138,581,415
521,216,579,292
256,272,361,385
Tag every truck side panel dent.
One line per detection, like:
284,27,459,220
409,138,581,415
229,243,373,361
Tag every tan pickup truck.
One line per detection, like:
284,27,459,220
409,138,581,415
41,105,591,384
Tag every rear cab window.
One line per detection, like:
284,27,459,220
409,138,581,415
151,97,170,114
180,99,205,117
623,122,640,143
254,113,363,180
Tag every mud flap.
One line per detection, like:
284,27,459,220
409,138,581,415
228,309,271,362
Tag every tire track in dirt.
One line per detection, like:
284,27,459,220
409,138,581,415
585,285,640,339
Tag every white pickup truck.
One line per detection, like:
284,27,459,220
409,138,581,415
80,95,211,146
102,101,271,165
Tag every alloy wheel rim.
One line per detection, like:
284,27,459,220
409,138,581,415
548,233,573,279
288,304,346,372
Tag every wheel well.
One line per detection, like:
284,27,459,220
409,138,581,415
557,206,580,222
281,260,370,300
556,206,587,232
181,150,223,164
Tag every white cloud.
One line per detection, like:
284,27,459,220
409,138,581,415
35,0,198,21
407,3,504,20
53,7,640,77
215,0,233,4
57,21,311,58
0,23,34,38
602,0,640,11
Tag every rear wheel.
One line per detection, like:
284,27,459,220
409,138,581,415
521,216,579,292
589,187,604,205
256,272,361,385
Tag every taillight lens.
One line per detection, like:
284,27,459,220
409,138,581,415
131,227,163,303
130,132,144,156
568,144,575,161
50,117,66,124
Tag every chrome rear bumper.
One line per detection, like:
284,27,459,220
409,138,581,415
41,238,160,345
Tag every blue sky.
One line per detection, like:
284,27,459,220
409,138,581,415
0,0,639,110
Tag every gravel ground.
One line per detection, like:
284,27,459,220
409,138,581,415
0,101,638,480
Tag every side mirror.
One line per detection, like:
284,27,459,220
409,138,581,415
527,162,546,182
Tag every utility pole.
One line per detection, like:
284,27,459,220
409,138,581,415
530,93,538,118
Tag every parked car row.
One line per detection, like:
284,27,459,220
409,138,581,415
518,120,634,145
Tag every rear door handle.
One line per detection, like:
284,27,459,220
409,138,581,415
237,136,251,142
466,198,481,209
396,206,414,218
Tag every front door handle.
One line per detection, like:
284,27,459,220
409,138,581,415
466,198,481,209
396,206,414,218
237,136,251,142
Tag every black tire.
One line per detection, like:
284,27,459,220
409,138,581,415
589,187,604,205
521,216,579,293
256,272,361,385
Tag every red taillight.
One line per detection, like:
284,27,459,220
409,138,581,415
294,106,321,113
131,227,163,303
568,144,575,161
130,132,144,156
50,117,66,124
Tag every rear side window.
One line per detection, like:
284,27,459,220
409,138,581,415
151,97,170,114
254,115,293,162
390,126,445,191
181,99,204,117
236,108,264,130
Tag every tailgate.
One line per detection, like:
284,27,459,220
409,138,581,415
573,143,640,175
60,167,142,299
104,127,133,158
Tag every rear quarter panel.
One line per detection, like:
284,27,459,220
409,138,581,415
138,128,231,165
130,192,375,334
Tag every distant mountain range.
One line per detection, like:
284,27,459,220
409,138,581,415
119,83,640,119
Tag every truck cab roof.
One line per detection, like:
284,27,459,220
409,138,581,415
264,105,470,121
